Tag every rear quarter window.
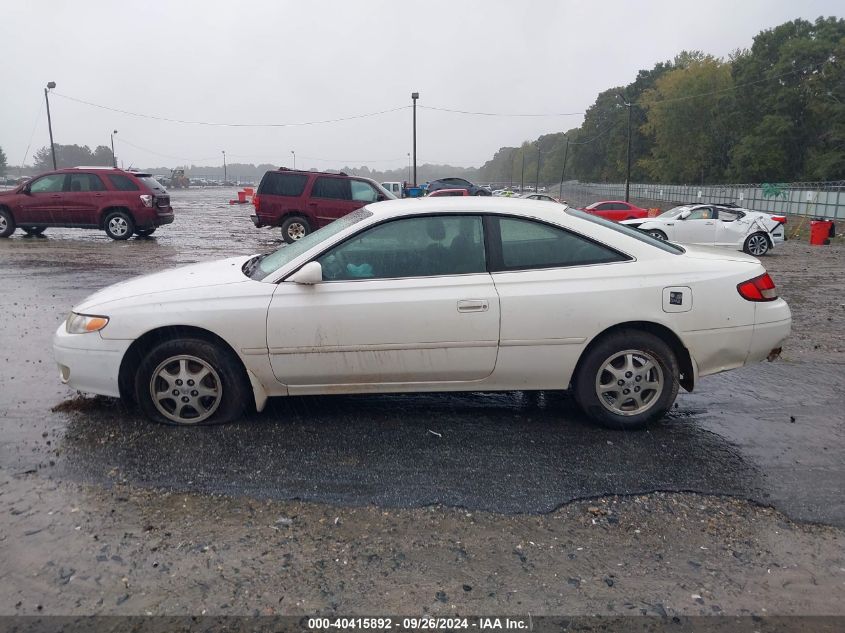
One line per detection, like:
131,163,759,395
259,172,308,197
107,174,140,191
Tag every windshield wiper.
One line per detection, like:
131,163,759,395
242,254,267,278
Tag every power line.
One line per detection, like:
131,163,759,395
419,105,584,117
51,93,410,128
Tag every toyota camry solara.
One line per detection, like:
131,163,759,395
53,198,791,430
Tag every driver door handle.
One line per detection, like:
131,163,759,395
457,299,488,313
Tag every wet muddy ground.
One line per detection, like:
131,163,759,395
1,189,843,616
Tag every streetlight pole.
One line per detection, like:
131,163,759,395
411,92,419,186
222,150,227,183
291,150,295,170
618,93,633,203
535,146,541,192
110,130,118,168
44,82,57,170
510,149,516,190
406,152,411,184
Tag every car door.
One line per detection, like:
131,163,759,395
672,207,716,245
487,215,632,388
266,214,500,388
15,174,67,223
308,176,358,228
65,173,107,226
713,208,748,247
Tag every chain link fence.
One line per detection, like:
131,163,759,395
557,181,845,219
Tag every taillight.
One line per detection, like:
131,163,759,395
139,194,153,208
771,215,787,224
253,194,260,211
737,272,778,302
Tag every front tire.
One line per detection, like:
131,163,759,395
103,210,135,240
135,227,156,237
647,229,667,241
573,329,679,430
0,209,15,238
280,215,310,244
135,338,249,426
743,232,770,256
22,226,46,236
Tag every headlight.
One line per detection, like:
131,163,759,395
66,312,109,334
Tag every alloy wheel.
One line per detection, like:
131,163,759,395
594,349,664,417
108,216,129,237
747,234,768,256
286,222,306,240
149,355,222,424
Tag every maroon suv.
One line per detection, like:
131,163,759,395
251,168,393,243
0,168,174,240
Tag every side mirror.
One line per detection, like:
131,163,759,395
22,184,32,195
288,261,323,285
376,193,387,202
679,210,691,220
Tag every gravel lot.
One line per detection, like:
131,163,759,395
0,189,843,618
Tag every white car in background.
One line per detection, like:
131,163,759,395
53,199,791,431
621,204,786,256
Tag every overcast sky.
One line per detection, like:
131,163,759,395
1,0,841,172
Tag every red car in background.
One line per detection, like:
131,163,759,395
581,200,649,222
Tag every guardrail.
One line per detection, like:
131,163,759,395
559,181,845,219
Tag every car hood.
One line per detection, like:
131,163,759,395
680,244,760,264
74,255,254,312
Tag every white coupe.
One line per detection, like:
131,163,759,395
53,198,791,430
620,204,786,256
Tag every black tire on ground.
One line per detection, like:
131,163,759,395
0,208,15,238
135,338,250,426
280,215,311,244
103,210,135,240
573,329,680,430
22,227,46,236
647,229,667,240
135,227,157,237
743,232,770,256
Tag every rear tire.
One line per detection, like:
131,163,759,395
573,329,679,430
22,227,46,236
0,209,15,238
743,232,770,256
280,215,310,244
104,210,135,240
135,338,249,426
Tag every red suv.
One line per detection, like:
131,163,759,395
251,168,393,243
0,168,174,240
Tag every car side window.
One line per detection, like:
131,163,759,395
317,215,486,281
595,203,614,210
686,207,713,220
493,217,628,271
312,177,350,200
350,180,379,202
69,173,106,192
29,174,66,193
107,174,140,191
259,172,308,197
717,209,742,222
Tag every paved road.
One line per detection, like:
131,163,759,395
1,190,842,526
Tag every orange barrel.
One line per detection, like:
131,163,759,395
244,187,254,196
809,219,833,245
237,190,247,203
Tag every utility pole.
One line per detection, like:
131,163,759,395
520,151,525,191
411,92,419,186
44,82,57,169
290,150,295,170
510,149,516,190
618,92,633,202
558,137,570,201
110,130,118,168
222,150,227,183
535,146,541,192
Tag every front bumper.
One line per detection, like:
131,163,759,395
53,323,132,398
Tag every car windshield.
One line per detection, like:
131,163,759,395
246,208,374,280
657,205,692,218
565,208,684,254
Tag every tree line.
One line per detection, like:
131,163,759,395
477,17,845,186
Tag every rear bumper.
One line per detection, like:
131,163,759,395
53,323,132,398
